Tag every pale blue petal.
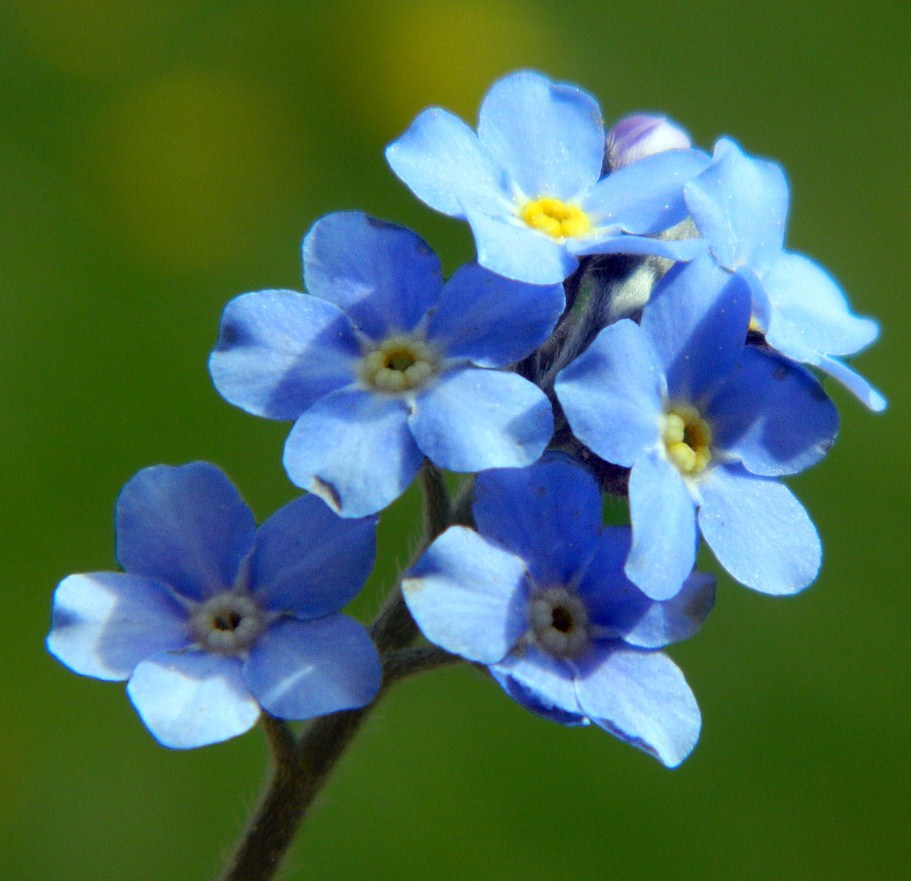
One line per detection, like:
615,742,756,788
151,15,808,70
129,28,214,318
575,644,701,768
477,70,604,199
209,290,360,421
244,617,381,720
625,450,698,601
47,572,189,681
709,347,838,476
463,205,577,284
472,456,602,587
684,137,788,272
489,645,583,717
283,388,422,517
127,651,260,749
302,212,442,339
577,530,715,649
810,353,887,412
555,320,663,467
698,464,821,594
569,232,708,262
251,495,377,618
403,526,528,664
762,251,880,357
115,463,255,602
409,367,553,472
641,256,751,402
426,262,564,367
584,148,711,234
385,107,510,218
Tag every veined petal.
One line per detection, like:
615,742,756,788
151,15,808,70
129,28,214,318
209,290,360,421
409,367,553,472
303,212,442,339
709,347,839,476
625,450,698,601
47,572,189,681
555,320,663,468
283,388,422,518
115,463,255,602
385,107,509,218
426,262,564,367
244,617,381,720
403,526,528,664
575,644,701,768
472,456,602,588
477,70,604,200
584,148,711,234
251,495,377,618
698,464,821,595
127,651,260,749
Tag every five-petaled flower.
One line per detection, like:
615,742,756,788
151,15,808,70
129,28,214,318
47,462,382,748
403,457,715,767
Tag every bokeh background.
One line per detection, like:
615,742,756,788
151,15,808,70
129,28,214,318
3,1,908,879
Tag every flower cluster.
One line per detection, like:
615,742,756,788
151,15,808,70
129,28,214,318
48,70,882,766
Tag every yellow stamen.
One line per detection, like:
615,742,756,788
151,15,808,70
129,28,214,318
359,334,439,393
520,197,591,239
662,404,713,475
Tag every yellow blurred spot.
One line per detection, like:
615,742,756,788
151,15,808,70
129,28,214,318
520,198,591,239
88,70,306,272
8,0,180,82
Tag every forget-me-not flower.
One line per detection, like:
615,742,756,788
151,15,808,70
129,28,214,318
386,70,710,285
684,138,885,410
47,462,382,749
555,256,839,600
403,457,714,768
210,211,562,517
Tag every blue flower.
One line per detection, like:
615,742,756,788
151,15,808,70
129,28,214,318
386,70,710,285
555,256,839,600
46,462,381,749
403,457,713,767
684,138,885,410
210,211,562,517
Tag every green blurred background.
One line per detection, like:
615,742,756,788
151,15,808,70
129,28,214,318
3,1,908,879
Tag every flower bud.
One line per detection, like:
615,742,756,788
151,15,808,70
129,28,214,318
605,114,691,172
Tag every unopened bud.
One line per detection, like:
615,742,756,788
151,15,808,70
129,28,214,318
605,114,691,172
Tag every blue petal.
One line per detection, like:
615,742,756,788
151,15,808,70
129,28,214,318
574,644,701,768
762,251,880,357
472,456,602,587
625,450,698,601
209,290,360,421
584,148,711,234
698,464,821,594
426,262,564,367
684,137,789,272
555,319,663,468
462,205,578,284
577,529,715,649
47,572,189,681
709,347,839,476
244,616,381,720
810,353,887,412
385,107,510,218
409,367,553,472
302,212,442,340
251,495,377,618
640,256,752,402
569,232,708,262
127,651,260,749
477,70,604,200
403,526,528,664
115,463,255,602
283,388,422,517
489,644,583,718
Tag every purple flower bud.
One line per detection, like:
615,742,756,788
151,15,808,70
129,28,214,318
605,114,692,172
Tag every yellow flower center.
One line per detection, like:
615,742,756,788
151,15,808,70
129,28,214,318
662,404,713,475
359,334,439,393
520,197,591,240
